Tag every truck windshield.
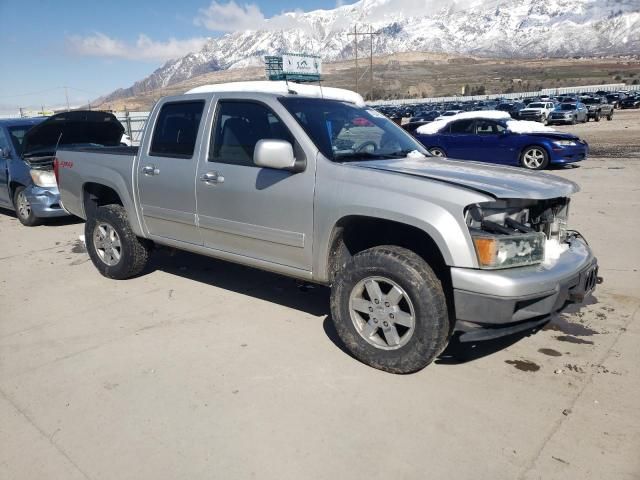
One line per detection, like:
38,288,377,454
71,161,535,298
279,97,427,161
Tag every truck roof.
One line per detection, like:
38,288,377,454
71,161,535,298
185,81,365,106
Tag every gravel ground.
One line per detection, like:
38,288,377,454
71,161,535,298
0,109,639,480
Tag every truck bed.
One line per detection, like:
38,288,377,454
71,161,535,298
57,145,139,156
56,146,139,221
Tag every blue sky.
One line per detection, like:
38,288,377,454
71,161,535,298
0,0,354,114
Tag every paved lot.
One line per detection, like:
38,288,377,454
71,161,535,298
1,115,640,479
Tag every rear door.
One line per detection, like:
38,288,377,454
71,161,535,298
0,128,12,205
136,98,208,244
195,97,315,271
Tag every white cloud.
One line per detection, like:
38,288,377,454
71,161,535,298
194,1,266,31
66,33,209,62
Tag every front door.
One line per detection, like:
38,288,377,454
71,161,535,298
474,119,513,164
441,119,478,160
195,98,315,271
137,99,208,244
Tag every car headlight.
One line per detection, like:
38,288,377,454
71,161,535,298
553,140,577,147
472,232,546,269
30,169,57,188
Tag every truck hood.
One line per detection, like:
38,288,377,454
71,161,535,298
21,110,124,158
349,157,579,200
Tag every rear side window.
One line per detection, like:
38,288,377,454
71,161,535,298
150,101,204,158
209,101,293,166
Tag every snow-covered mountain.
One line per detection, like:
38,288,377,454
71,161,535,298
102,0,640,102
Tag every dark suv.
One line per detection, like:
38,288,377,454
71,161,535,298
582,97,614,121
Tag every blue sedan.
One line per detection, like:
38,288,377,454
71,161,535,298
413,116,588,170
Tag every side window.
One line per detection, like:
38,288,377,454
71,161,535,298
476,120,495,135
0,129,9,150
449,119,475,134
210,101,293,166
150,101,204,158
476,120,506,135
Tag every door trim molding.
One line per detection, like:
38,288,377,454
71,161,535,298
198,214,305,248
142,204,196,226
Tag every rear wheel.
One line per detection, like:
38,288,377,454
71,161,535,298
428,147,446,157
85,204,150,279
13,186,41,227
520,146,549,170
330,246,449,374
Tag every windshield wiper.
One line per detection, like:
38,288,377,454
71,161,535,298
334,152,395,162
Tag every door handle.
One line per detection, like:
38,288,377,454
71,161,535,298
200,171,224,185
142,165,160,176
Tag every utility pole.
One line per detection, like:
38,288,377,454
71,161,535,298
346,25,359,94
64,86,70,111
347,25,380,99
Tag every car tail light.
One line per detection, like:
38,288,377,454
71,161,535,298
53,157,60,185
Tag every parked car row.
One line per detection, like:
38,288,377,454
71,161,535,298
33,81,597,374
373,89,639,126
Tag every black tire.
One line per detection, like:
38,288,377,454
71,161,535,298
85,204,150,279
330,245,449,374
607,111,613,121
13,186,41,226
594,112,601,122
428,147,447,157
571,116,577,125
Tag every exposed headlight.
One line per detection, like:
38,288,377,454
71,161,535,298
472,232,546,269
30,170,57,188
553,140,577,147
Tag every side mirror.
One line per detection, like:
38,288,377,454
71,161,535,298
0,148,10,159
254,139,296,170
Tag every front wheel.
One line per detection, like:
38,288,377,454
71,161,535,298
13,186,41,226
428,147,446,157
85,204,150,279
330,246,449,374
520,146,549,170
607,111,613,121
594,112,601,122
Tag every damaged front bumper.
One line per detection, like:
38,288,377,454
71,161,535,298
451,234,600,341
24,184,68,218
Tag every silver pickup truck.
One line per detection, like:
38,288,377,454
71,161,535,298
56,81,599,373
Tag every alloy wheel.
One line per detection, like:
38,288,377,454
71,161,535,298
93,223,122,266
522,148,546,169
349,276,416,350
16,191,31,220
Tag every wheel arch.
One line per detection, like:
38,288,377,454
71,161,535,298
519,142,551,160
326,215,457,336
80,180,144,237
